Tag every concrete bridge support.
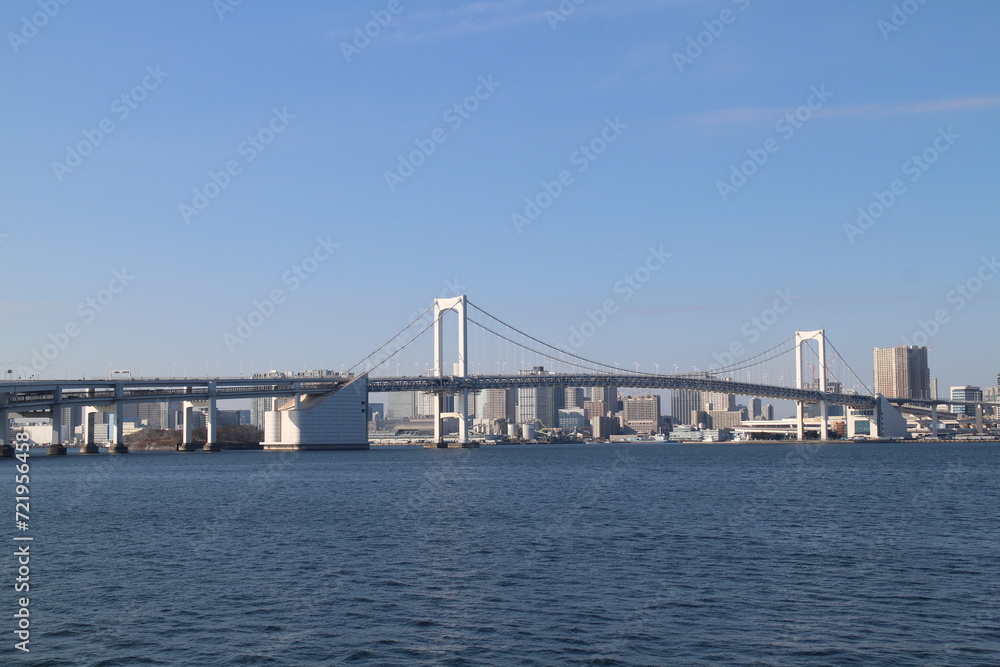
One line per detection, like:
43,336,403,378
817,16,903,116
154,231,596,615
1,407,13,457
180,401,197,451
795,402,805,441
108,401,129,454
80,406,101,454
204,394,220,452
48,394,67,455
931,404,939,438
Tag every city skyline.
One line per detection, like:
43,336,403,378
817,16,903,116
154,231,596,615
2,1,997,396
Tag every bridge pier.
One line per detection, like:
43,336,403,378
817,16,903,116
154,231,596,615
108,401,129,454
51,390,63,446
0,407,12,457
80,406,100,454
931,404,939,438
204,394,220,452
795,401,805,441
180,401,197,451
976,403,985,435
48,399,67,454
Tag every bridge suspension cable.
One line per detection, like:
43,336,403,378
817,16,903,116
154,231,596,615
467,300,647,376
706,335,797,376
346,305,436,376
824,337,873,395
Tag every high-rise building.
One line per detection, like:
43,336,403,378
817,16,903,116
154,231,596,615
583,400,610,419
589,387,619,411
622,395,660,435
985,386,998,416
671,389,701,426
671,371,712,425
478,388,516,422
702,391,736,412
417,392,453,417
950,386,982,416
137,401,171,429
751,398,762,419
564,387,585,410
517,367,558,427
761,404,774,420
873,345,930,399
930,377,939,400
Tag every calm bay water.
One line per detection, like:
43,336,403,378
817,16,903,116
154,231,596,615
10,441,1000,665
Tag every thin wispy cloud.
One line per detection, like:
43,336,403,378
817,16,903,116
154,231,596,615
685,95,1000,126
380,0,687,43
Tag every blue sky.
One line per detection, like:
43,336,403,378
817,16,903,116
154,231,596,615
2,0,998,396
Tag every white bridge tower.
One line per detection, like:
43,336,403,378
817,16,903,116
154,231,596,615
795,329,829,441
431,295,475,447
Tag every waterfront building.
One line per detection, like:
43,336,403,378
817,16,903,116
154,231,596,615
591,416,617,440
707,410,743,430
622,395,661,435
873,345,931,399
950,386,982,416
671,389,701,426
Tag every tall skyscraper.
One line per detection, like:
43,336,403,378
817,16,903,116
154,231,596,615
517,367,558,427
671,371,711,425
589,387,619,410
564,387,585,409
751,398,762,419
930,377,939,400
873,346,930,399
478,388,516,422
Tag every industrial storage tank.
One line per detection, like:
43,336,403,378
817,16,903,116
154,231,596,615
521,423,537,441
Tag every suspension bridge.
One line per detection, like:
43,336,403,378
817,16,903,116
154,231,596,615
1,295,993,453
